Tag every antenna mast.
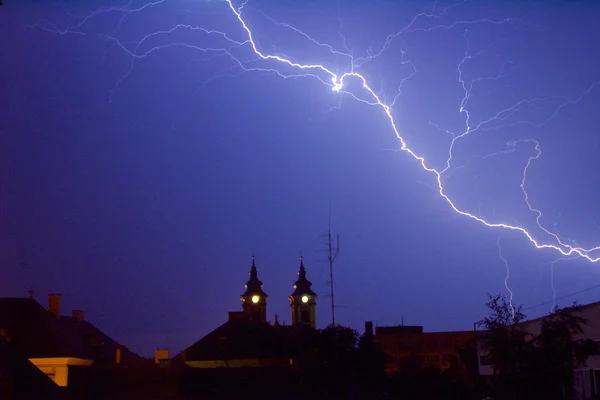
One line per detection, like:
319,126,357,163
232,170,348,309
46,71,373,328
322,210,340,327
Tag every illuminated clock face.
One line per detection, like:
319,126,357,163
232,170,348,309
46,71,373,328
301,295,309,303
251,295,260,304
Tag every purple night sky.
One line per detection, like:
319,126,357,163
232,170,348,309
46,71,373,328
1,0,600,356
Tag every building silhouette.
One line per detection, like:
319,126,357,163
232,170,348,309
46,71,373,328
289,256,317,329
0,331,70,399
374,325,474,374
0,293,148,388
240,256,268,323
180,256,318,369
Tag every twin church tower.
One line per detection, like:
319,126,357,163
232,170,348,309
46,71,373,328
239,256,317,329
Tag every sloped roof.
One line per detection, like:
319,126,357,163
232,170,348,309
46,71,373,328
0,297,146,366
57,315,147,366
521,299,600,327
475,299,600,335
0,298,73,358
183,319,316,362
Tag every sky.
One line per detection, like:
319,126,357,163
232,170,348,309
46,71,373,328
1,0,600,357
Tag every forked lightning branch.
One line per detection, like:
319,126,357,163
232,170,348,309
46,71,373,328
35,0,600,262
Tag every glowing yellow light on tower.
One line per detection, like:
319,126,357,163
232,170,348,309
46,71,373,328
301,295,309,303
251,295,260,303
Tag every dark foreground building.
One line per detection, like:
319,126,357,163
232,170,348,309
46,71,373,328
180,256,319,369
0,333,71,400
0,293,169,399
173,256,374,400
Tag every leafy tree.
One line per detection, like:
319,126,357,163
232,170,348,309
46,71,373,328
478,293,530,399
313,325,361,397
532,303,596,399
479,296,598,400
318,324,359,365
356,331,387,388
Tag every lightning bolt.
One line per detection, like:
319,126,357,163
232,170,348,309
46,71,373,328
550,259,557,312
496,237,515,319
536,256,578,312
33,1,600,263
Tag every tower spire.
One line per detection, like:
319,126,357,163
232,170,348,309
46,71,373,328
244,254,264,294
289,257,317,328
240,255,268,322
298,255,306,279
292,256,313,295
250,254,257,279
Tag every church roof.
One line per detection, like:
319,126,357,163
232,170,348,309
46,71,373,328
241,256,268,299
183,320,316,363
290,257,316,297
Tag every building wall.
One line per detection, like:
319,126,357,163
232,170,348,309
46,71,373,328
29,357,94,387
291,301,316,328
521,302,600,340
476,334,494,376
155,349,170,365
34,364,67,386
242,301,267,323
374,326,474,374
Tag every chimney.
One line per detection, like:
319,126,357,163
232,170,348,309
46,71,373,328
116,348,121,365
155,349,169,365
365,321,374,337
48,294,62,319
72,310,84,322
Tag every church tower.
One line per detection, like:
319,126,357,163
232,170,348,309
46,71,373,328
289,256,317,328
240,256,268,323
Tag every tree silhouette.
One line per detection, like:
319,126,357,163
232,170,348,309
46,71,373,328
479,295,598,400
317,324,359,369
478,293,530,399
531,303,596,399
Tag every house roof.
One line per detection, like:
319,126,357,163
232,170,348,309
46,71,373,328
183,319,317,362
0,297,146,366
56,315,147,366
520,299,600,327
474,299,600,336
